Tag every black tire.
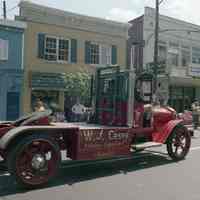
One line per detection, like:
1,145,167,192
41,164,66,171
167,125,191,161
7,134,60,189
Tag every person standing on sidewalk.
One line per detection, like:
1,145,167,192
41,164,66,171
34,98,46,112
71,99,86,122
192,99,200,130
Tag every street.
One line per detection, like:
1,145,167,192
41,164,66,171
0,131,199,200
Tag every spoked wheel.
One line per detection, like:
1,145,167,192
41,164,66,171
8,135,60,188
167,125,191,161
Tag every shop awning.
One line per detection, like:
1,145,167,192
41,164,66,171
170,76,200,87
30,72,66,90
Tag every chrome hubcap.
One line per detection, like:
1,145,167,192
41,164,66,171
31,154,46,170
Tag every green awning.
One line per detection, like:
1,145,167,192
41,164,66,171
31,72,66,90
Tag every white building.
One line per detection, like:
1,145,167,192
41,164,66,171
128,7,200,112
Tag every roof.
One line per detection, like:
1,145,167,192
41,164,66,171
0,19,27,29
129,6,200,31
19,1,130,29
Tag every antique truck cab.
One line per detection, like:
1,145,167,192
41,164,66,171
92,66,176,129
0,66,191,189
90,66,190,156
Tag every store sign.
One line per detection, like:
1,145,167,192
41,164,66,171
189,65,200,77
31,72,66,89
168,48,178,54
80,129,130,149
170,67,186,77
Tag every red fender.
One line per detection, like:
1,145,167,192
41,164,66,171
152,119,183,143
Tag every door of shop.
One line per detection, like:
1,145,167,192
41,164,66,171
6,92,20,120
169,86,195,112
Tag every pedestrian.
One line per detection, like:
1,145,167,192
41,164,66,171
71,99,86,122
34,98,46,112
191,99,200,130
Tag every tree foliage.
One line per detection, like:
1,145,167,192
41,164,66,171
64,72,91,105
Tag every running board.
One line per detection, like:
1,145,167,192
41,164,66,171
132,142,162,150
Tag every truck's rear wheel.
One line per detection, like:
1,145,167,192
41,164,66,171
8,134,60,188
167,125,191,161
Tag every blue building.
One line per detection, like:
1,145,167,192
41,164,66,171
0,19,26,120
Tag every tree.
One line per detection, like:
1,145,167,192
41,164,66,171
64,72,91,106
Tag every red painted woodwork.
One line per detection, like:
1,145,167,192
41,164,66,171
0,124,14,138
76,128,132,160
134,102,144,127
152,119,182,143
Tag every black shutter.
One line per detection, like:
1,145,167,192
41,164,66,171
38,33,45,59
111,45,117,65
71,39,77,63
85,41,91,64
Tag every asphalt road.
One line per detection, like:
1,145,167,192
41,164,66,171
1,130,200,200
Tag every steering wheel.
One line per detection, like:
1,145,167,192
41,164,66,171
13,110,52,126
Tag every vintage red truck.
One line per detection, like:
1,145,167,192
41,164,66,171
0,66,191,188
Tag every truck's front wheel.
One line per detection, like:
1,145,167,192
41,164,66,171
8,134,60,188
167,125,191,161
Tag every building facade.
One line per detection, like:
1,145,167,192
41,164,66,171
129,7,200,112
17,1,129,114
0,19,26,120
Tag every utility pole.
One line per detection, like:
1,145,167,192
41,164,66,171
153,0,159,95
3,0,7,19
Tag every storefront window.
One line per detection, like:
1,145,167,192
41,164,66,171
168,43,179,66
181,46,190,67
192,47,200,64
158,45,167,65
31,90,59,111
169,86,195,112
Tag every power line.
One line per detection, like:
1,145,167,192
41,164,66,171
0,4,18,17
159,0,165,4
9,0,19,5
7,5,18,12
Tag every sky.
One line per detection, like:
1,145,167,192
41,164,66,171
1,0,200,25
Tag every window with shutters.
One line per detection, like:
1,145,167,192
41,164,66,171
101,45,112,65
192,47,200,64
45,37,57,61
43,35,71,62
0,39,9,61
88,42,112,65
58,39,69,61
90,43,99,64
